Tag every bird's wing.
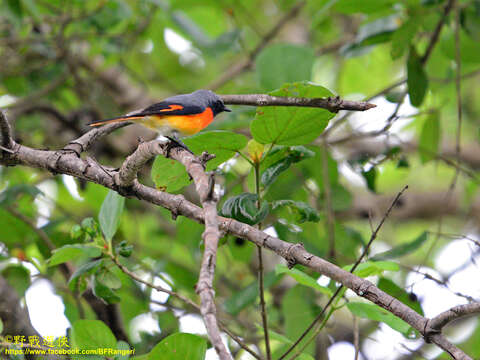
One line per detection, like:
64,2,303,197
137,101,205,116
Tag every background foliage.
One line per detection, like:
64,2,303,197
0,0,479,359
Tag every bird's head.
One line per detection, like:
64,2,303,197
194,90,232,116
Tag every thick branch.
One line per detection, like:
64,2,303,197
117,140,164,187
0,116,473,359
428,303,480,332
221,94,376,113
167,147,232,360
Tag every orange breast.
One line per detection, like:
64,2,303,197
157,107,214,135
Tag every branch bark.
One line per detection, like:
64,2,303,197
166,147,232,360
427,303,480,333
221,94,376,113
0,114,473,360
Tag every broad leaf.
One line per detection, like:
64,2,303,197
371,232,428,261
261,146,315,187
151,157,191,193
418,113,440,163
271,200,320,223
99,190,125,240
93,276,121,304
256,44,315,90
220,193,269,226
224,271,280,315
407,48,428,107
275,264,331,295
347,302,410,335
2,265,30,297
184,130,248,170
342,15,398,57
391,18,418,59
48,244,101,266
345,260,399,277
148,333,206,360
251,82,335,146
70,320,117,350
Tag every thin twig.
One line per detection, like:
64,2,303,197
428,303,480,332
208,1,306,90
111,254,261,359
279,186,408,360
254,162,271,360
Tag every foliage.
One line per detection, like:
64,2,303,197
0,0,479,359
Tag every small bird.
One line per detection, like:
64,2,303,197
89,89,231,152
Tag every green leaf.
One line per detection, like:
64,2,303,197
151,157,191,193
99,190,125,240
418,113,440,163
371,232,428,261
256,44,315,90
70,320,117,351
391,18,418,59
261,146,315,187
407,48,428,107
0,318,3,334
271,200,320,223
378,277,424,316
275,264,331,295
68,259,103,290
342,15,398,57
183,130,248,170
361,167,377,192
251,82,335,146
148,333,206,360
345,260,399,277
347,302,410,335
220,193,269,226
93,276,121,304
96,268,122,289
224,271,280,315
0,184,43,207
282,285,315,354
2,265,30,297
48,244,101,266
6,0,23,19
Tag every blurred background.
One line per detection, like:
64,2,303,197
0,0,479,359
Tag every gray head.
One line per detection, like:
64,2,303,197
192,90,231,116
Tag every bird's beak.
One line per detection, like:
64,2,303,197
223,107,232,112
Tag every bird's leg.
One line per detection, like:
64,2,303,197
165,135,194,157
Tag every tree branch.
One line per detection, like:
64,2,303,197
166,147,232,360
220,94,376,113
0,113,473,360
427,303,480,333
0,110,14,153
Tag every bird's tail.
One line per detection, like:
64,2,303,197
88,115,144,127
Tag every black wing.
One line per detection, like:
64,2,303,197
136,101,205,116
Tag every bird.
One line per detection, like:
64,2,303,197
88,89,231,153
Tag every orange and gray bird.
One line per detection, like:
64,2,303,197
88,89,231,152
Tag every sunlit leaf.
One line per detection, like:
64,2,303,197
251,82,335,145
